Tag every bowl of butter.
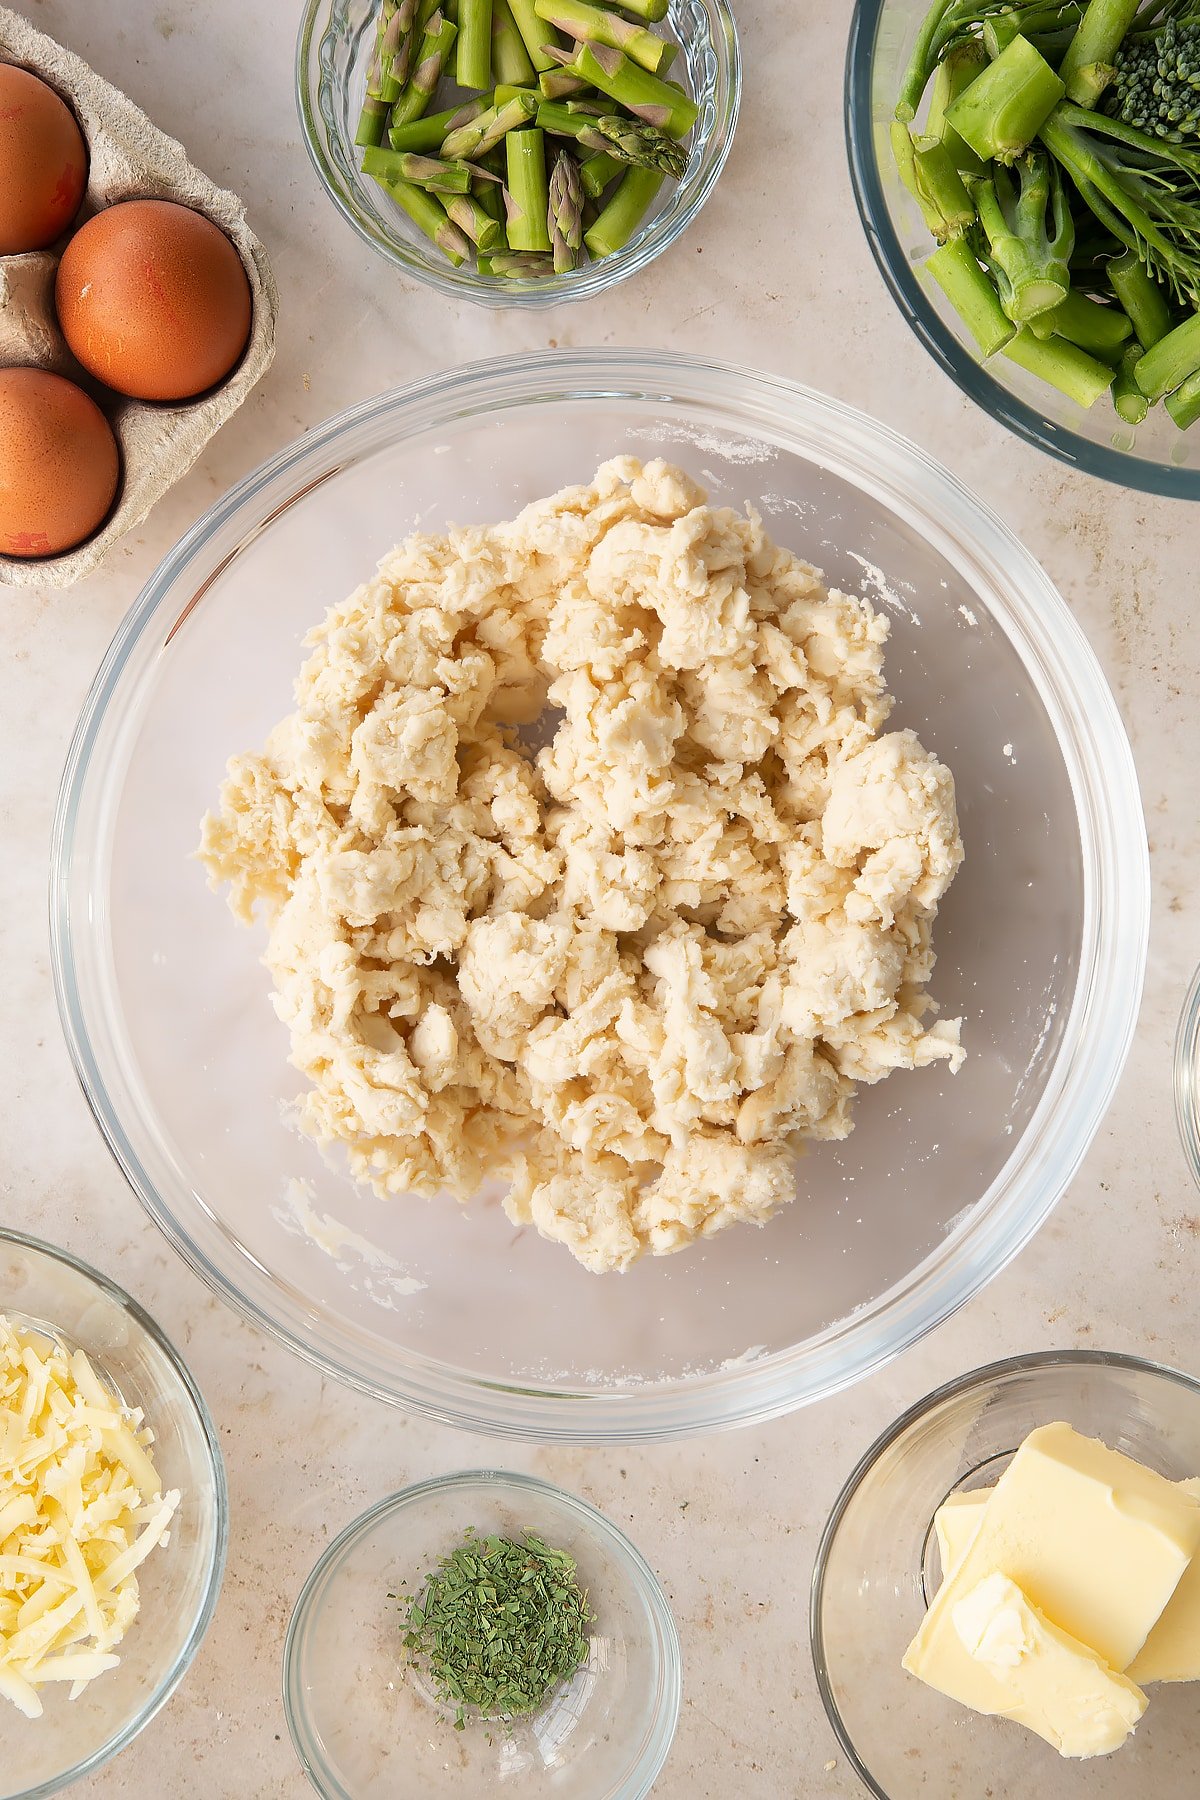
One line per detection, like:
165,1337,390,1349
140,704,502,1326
812,1351,1200,1796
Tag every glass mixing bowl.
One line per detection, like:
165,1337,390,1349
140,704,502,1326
283,1471,680,1799
0,1229,227,1800
1175,961,1200,1193
812,1351,1200,1797
845,0,1200,499
296,0,739,306
50,348,1149,1441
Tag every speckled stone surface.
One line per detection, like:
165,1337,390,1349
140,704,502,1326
4,2,1199,1795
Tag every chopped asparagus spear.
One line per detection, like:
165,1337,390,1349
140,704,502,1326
443,89,538,158
602,0,666,19
506,125,552,249
457,0,494,89
548,147,584,269
376,173,471,263
507,0,563,71
1135,311,1200,402
389,12,458,131
579,147,622,197
566,40,697,135
362,147,475,191
441,190,505,248
539,67,590,97
583,163,662,256
384,96,488,154
489,250,557,274
533,0,674,75
491,0,536,83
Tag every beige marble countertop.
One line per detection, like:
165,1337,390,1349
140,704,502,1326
4,1,1199,1794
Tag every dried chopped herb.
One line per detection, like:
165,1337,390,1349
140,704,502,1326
402,1526,593,1729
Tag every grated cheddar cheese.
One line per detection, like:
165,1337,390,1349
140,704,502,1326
0,1313,180,1718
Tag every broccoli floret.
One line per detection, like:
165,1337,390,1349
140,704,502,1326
1109,16,1200,140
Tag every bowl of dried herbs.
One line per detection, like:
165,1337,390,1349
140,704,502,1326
283,1469,681,1798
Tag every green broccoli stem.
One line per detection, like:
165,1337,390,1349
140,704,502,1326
926,237,1017,354
946,34,1067,162
927,40,988,173
897,0,961,121
1135,308,1200,396
1112,341,1151,420
1166,365,1200,427
505,125,552,249
583,163,662,255
377,174,472,262
982,10,1084,58
457,0,494,89
534,0,674,74
1037,106,1199,303
384,97,488,153
492,0,537,83
1057,0,1141,105
972,150,1074,319
1003,326,1118,402
891,123,974,239
1030,287,1135,349
1106,248,1175,345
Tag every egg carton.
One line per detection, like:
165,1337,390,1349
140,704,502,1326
0,6,277,588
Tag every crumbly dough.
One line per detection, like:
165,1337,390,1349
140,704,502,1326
199,459,964,1274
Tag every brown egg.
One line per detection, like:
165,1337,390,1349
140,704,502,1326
0,367,119,558
55,199,253,403
0,63,88,254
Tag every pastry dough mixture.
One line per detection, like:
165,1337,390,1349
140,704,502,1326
199,459,964,1274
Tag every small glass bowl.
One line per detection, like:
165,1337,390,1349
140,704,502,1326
1175,962,1200,1191
812,1351,1200,1798
0,1229,227,1800
295,0,739,306
845,0,1200,499
283,1470,681,1798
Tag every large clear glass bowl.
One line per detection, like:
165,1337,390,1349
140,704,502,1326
283,1471,680,1799
0,1229,227,1800
812,1352,1200,1796
296,0,739,307
845,0,1200,499
50,348,1149,1442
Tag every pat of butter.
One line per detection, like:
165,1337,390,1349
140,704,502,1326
905,1422,1200,1713
934,1476,1200,1685
948,1572,1147,1758
1129,1478,1200,1683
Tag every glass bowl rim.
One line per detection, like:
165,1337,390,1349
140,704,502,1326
0,1225,229,1800
281,1467,683,1800
294,0,741,309
1174,961,1200,1191
809,1347,1200,1798
843,0,1200,501
49,345,1150,1443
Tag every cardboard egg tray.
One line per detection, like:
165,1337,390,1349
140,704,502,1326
0,6,278,588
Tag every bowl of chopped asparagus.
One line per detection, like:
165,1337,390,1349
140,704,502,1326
847,0,1200,496
297,0,738,302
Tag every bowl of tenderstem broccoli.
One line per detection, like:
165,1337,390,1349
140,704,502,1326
846,0,1200,497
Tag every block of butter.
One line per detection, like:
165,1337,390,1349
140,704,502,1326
948,1572,1147,1757
934,1475,1200,1685
904,1422,1200,1753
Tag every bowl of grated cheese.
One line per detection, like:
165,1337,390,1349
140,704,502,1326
0,1229,226,1799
